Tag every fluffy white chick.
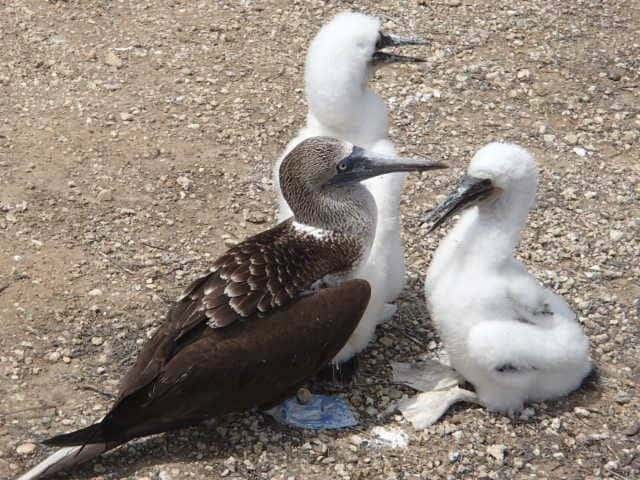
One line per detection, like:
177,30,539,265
273,12,427,361
424,142,591,413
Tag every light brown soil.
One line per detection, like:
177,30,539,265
1,1,638,479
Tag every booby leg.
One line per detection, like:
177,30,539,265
316,355,360,384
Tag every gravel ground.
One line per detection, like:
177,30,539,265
1,1,639,479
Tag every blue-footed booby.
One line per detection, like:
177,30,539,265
18,137,445,479
394,143,591,428
273,12,428,364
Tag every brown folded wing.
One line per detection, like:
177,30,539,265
84,280,371,444
118,220,359,401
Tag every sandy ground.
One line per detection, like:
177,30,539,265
1,0,639,479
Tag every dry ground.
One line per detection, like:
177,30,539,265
1,1,638,479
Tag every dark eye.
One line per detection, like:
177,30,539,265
375,32,391,51
337,161,348,172
375,34,384,51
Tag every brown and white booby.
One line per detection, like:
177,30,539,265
18,137,445,479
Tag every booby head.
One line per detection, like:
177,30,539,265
280,136,445,195
307,12,426,75
305,12,427,137
280,137,445,232
426,143,538,231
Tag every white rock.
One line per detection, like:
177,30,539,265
604,460,619,471
104,51,123,68
176,176,193,190
16,442,37,455
573,407,590,417
573,147,587,157
371,426,409,448
88,288,103,296
486,444,506,463
47,351,61,363
609,230,624,241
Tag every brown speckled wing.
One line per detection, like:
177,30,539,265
117,221,359,401
171,221,358,334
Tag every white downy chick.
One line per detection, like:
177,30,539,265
273,12,427,360
423,142,591,414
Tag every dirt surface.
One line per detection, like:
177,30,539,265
1,1,639,479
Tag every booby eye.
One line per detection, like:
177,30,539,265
337,161,349,172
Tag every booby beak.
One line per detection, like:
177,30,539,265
329,146,447,186
423,175,495,232
373,32,428,65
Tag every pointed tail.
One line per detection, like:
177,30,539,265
16,443,110,480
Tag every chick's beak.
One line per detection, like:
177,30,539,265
423,175,495,233
373,32,429,65
329,146,447,186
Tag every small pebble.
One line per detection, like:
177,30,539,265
486,444,506,463
574,407,590,417
16,443,37,455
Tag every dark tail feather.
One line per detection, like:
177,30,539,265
43,422,105,447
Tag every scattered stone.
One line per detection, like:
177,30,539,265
176,176,193,190
104,51,123,68
604,460,619,471
88,288,103,296
486,444,506,463
296,387,312,405
445,0,462,6
223,456,237,472
47,351,61,363
96,189,114,202
371,427,409,448
16,443,37,455
349,434,365,447
103,80,122,91
564,133,578,145
607,69,621,81
91,337,104,346
609,230,624,242
120,112,133,121
573,147,587,157
622,421,640,437
574,407,590,417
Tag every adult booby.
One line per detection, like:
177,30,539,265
273,12,428,363
395,143,591,428
18,137,445,479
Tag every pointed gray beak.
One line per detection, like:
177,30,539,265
329,146,447,186
373,32,429,65
423,175,495,232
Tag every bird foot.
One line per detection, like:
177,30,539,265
316,355,359,385
264,393,358,430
